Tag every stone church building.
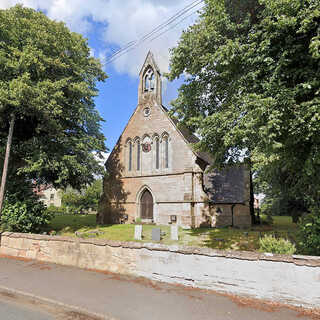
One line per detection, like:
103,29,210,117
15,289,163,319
97,52,252,228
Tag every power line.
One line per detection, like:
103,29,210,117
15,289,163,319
106,0,203,62
105,0,205,65
139,0,203,44
106,6,203,65
148,8,201,43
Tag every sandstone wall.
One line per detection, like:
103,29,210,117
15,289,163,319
1,232,319,309
208,204,251,228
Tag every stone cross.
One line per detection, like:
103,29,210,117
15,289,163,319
134,225,142,240
171,225,178,241
152,228,161,241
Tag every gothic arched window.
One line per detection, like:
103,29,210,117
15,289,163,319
144,68,155,92
136,139,140,171
128,140,132,171
163,135,169,168
155,137,160,169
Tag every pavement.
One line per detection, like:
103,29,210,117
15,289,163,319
0,255,317,320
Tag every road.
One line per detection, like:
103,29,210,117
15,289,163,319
0,291,102,320
0,255,317,320
0,295,54,320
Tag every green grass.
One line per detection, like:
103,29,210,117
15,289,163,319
47,214,298,252
48,214,97,232
48,214,179,244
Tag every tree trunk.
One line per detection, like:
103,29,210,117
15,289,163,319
0,113,15,217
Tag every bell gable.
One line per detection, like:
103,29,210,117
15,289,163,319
138,51,162,106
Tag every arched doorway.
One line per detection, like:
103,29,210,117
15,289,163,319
140,189,153,219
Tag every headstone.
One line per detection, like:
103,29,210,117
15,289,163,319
171,225,178,241
134,225,142,240
152,228,161,241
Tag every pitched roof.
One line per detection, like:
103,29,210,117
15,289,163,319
139,51,161,75
164,108,249,203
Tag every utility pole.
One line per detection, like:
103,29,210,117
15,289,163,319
0,113,15,217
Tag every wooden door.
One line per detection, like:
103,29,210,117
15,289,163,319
140,190,153,219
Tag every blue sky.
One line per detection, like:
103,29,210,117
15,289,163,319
1,0,202,151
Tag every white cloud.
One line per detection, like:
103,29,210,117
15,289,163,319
0,0,202,77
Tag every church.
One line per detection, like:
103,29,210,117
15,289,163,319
97,52,252,228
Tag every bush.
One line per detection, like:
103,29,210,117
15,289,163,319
134,217,142,224
45,206,68,216
266,213,274,225
298,211,320,256
2,198,53,233
260,213,273,226
259,235,296,255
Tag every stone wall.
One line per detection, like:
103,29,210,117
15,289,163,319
208,204,251,228
1,232,319,309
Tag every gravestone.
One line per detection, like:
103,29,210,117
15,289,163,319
171,225,178,241
134,225,142,240
152,228,161,241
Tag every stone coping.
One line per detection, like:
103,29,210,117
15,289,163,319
1,232,320,267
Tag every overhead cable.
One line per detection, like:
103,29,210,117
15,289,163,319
105,0,205,65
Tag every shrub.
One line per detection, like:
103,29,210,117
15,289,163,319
266,213,274,225
298,211,320,256
135,217,142,224
2,198,53,233
259,235,296,255
45,206,68,216
260,213,273,226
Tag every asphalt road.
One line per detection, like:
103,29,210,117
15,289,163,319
0,255,316,320
0,291,103,320
0,297,54,320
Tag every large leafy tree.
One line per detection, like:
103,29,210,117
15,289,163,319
168,0,320,211
0,6,107,200
60,179,103,213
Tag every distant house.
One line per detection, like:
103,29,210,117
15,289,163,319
254,197,260,209
97,52,252,228
34,184,62,207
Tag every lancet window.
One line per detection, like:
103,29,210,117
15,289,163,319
164,136,169,168
128,140,132,171
155,137,160,169
136,139,141,171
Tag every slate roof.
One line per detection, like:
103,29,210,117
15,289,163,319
204,166,247,204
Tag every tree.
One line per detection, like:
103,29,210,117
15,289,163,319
60,179,103,213
1,185,52,233
168,0,320,212
0,6,107,215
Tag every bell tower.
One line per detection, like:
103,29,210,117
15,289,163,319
138,51,162,106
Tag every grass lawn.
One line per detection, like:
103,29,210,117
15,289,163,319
47,214,298,252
